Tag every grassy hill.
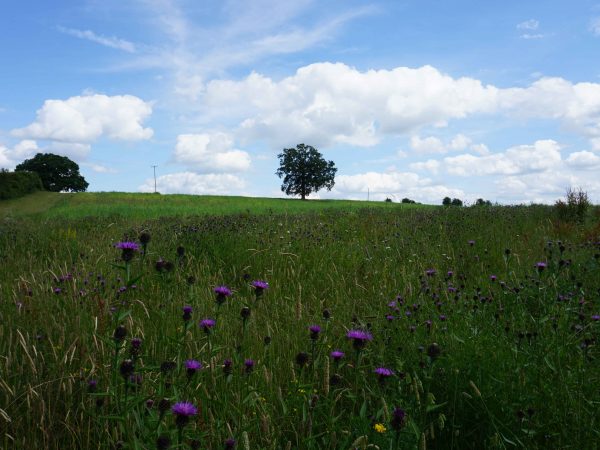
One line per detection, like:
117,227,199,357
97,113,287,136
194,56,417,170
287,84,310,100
0,191,431,219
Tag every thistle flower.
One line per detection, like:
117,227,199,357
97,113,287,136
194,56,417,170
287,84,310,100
131,337,142,352
223,358,233,375
240,307,251,321
295,352,309,367
251,280,269,298
535,262,547,272
182,305,193,322
374,367,394,383
87,379,97,393
309,325,321,340
224,438,236,449
113,325,127,343
115,241,139,262
330,350,345,362
171,401,197,428
185,359,203,378
425,269,436,277
346,329,373,350
390,407,407,431
119,359,134,379
139,232,151,246
244,359,255,374
199,318,216,333
214,285,232,305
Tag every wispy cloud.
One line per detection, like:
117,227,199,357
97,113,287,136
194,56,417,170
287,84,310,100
517,19,539,30
57,26,136,53
590,17,600,36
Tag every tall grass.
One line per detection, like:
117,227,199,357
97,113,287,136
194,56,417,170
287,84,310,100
0,204,598,449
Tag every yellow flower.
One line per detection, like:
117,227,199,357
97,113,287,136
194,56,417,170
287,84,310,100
373,423,386,434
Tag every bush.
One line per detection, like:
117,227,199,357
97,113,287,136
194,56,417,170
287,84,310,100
442,196,451,206
384,197,393,203
475,198,492,206
451,198,463,207
401,198,416,204
0,169,44,200
555,187,590,223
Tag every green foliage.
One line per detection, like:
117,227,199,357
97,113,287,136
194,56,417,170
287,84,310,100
450,198,463,207
401,198,417,204
0,169,43,199
442,196,451,206
276,144,337,200
474,198,492,206
15,153,88,192
1,202,599,449
555,187,590,223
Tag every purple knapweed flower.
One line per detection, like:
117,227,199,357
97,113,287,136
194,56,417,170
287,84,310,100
309,325,321,340
439,314,447,321
183,305,193,321
330,350,345,361
115,241,140,262
490,275,497,282
425,269,436,277
591,315,600,321
87,379,97,393
171,401,197,428
214,285,232,305
535,262,547,271
468,240,475,246
347,329,373,350
199,318,216,333
391,407,407,431
185,359,203,377
374,367,394,378
251,280,269,298
53,287,61,294
222,358,233,375
244,359,255,374
224,438,236,449
386,314,395,322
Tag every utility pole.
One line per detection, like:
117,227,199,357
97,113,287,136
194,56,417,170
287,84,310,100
367,188,370,201
151,165,157,193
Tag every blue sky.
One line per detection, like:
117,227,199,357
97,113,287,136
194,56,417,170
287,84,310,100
2,0,600,203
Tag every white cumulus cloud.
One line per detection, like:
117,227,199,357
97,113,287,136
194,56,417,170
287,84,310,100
12,94,153,143
173,132,251,173
139,172,246,195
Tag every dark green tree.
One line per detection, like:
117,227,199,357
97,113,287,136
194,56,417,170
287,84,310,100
442,196,452,206
276,144,337,200
15,153,88,192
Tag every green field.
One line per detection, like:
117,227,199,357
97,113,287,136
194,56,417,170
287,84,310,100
0,193,598,449
0,191,427,220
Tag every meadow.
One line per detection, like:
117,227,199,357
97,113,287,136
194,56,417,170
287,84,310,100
0,194,598,449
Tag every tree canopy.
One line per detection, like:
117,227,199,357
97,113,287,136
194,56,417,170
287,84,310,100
15,153,88,192
276,144,337,200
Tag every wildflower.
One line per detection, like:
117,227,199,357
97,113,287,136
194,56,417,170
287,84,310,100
592,315,600,321
171,401,197,428
87,379,97,393
468,240,475,246
427,342,441,360
115,241,139,262
222,359,233,375
373,423,387,433
224,438,236,449
490,275,497,282
330,350,345,362
390,407,407,431
131,337,142,351
199,318,216,333
119,359,134,379
374,367,394,383
113,325,127,343
139,231,151,246
182,305,193,322
309,325,321,340
214,285,232,305
535,262,547,272
185,359,203,378
425,269,436,277
240,307,251,321
322,308,331,320
53,287,61,294
347,329,373,350
251,280,269,298
158,398,171,416
244,359,255,374
295,352,309,368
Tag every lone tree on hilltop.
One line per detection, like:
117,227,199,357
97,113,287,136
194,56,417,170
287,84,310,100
276,144,337,200
15,153,88,192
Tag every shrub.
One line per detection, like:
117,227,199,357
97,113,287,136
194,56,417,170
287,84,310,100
442,196,451,206
555,187,590,223
0,169,44,200
401,198,416,204
384,197,393,203
451,198,463,207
